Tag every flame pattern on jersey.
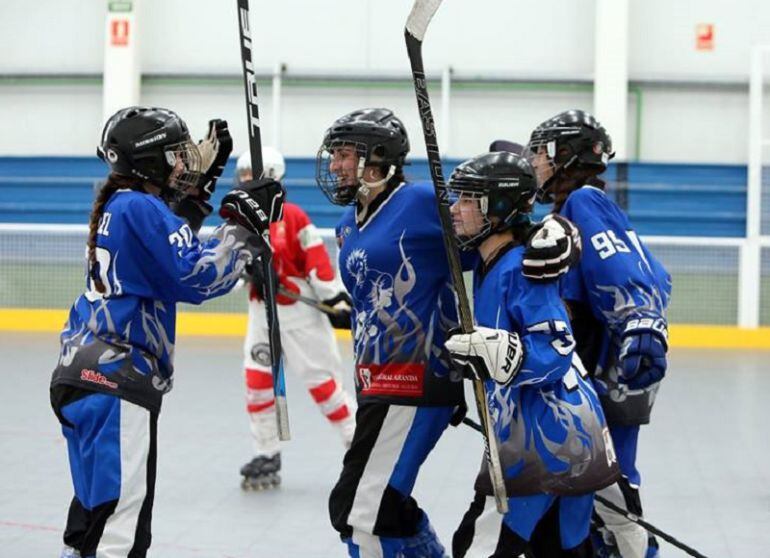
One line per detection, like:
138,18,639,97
472,245,618,497
347,232,425,366
57,191,251,384
559,185,671,424
336,181,465,406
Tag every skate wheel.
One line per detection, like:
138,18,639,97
241,474,281,491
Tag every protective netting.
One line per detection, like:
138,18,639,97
0,225,742,324
644,239,740,325
0,225,339,314
761,149,770,236
759,51,770,236
760,247,770,325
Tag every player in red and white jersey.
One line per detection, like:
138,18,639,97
236,147,356,489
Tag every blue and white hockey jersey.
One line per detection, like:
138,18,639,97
52,190,251,411
559,185,672,424
336,181,465,407
471,244,617,499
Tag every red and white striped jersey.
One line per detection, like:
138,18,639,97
249,202,340,305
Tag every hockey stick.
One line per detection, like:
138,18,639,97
236,0,290,441
594,495,709,558
405,0,508,514
460,417,710,558
276,286,340,316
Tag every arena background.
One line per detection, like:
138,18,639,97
1,1,769,557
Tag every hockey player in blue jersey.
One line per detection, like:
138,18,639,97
442,151,618,558
317,107,458,558
50,106,284,558
316,108,587,558
525,110,672,558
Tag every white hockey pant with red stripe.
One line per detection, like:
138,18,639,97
243,298,356,456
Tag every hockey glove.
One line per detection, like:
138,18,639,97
445,326,525,386
219,178,285,237
617,314,668,389
522,214,581,282
196,119,233,202
323,291,353,330
171,120,232,232
171,197,211,233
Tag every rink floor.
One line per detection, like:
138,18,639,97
1,331,768,558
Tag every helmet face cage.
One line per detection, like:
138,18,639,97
162,139,204,195
524,125,581,203
316,138,368,206
445,153,537,250
444,181,492,250
525,114,614,203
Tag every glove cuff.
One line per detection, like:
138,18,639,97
173,198,213,233
621,314,669,349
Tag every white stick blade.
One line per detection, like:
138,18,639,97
276,397,291,441
405,0,444,41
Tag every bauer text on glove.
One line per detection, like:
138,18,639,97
445,326,525,386
617,315,668,390
219,178,285,237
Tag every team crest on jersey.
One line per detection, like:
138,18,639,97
346,248,369,287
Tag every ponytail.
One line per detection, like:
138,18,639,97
86,174,137,293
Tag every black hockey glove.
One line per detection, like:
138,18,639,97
219,178,285,237
171,196,211,233
522,214,581,282
323,291,353,330
617,314,668,390
244,256,267,299
196,119,233,202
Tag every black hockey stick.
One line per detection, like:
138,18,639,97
276,286,341,317
405,0,508,514
461,417,710,558
236,0,289,440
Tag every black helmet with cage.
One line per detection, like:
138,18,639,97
316,107,410,205
446,151,537,250
525,109,614,203
97,106,203,198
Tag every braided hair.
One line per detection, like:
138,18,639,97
86,174,141,293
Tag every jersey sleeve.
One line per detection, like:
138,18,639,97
561,188,670,336
123,197,251,305
507,274,575,388
293,206,343,301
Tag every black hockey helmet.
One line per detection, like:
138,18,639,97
97,106,203,195
488,139,524,155
316,108,410,205
525,109,614,203
445,151,537,250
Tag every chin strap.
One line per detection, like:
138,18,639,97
356,162,396,201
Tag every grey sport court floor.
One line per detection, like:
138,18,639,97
1,331,768,558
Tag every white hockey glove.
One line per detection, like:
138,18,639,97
196,119,233,200
522,214,581,282
445,326,525,386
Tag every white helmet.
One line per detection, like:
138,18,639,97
236,146,286,181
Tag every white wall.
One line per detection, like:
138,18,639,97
2,0,770,162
